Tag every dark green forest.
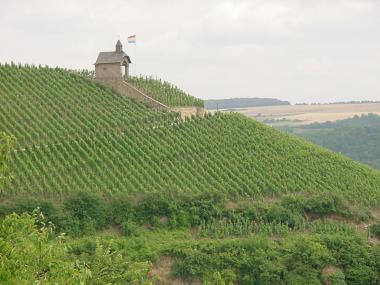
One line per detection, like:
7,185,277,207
280,114,380,169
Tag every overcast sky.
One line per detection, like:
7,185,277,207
1,0,379,103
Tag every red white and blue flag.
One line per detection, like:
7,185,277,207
128,35,136,43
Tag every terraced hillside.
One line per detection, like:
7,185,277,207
127,75,204,107
2,64,380,285
1,64,380,206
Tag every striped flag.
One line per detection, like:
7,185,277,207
128,35,136,44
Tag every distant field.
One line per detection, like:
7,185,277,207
233,103,380,125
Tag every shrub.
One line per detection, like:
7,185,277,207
263,204,304,228
281,196,305,214
285,266,321,285
182,192,225,225
121,220,142,237
108,197,134,225
64,192,107,233
304,194,341,217
322,270,347,285
370,223,380,239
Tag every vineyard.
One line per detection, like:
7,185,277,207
0,64,380,205
1,64,380,285
127,75,204,107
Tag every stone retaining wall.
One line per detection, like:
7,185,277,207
95,78,169,111
94,78,205,118
171,107,205,119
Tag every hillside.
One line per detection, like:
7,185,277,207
127,76,204,107
205,97,290,110
280,114,380,169
0,65,379,204
1,64,380,285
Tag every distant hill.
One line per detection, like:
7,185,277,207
205,97,290,110
279,114,380,169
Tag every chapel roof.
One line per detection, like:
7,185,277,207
95,41,132,65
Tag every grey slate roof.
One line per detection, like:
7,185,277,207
95,51,132,65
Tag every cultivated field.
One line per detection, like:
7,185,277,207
235,103,380,125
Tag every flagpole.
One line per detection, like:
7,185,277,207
134,40,137,76
127,35,137,76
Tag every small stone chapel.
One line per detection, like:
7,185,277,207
93,41,205,118
94,40,131,80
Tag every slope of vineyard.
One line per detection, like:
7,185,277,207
1,64,380,205
0,64,179,147
127,75,204,107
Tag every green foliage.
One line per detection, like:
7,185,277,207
284,237,332,270
320,234,379,285
121,220,142,237
0,192,227,237
284,266,322,285
0,210,154,284
203,271,235,285
304,193,349,217
128,75,204,107
280,114,380,169
2,65,380,285
199,218,358,239
1,207,375,285
0,191,360,240
370,223,380,239
64,192,107,233
0,210,88,284
322,270,347,285
168,233,380,285
77,240,153,285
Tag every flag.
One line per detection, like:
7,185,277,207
128,35,136,44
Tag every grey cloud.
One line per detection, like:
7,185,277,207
0,0,379,103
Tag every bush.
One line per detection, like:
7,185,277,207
137,193,177,226
0,211,154,284
285,266,321,285
304,194,341,217
322,270,347,285
121,220,142,237
169,210,192,228
203,271,235,285
64,192,107,233
370,223,380,239
345,265,377,285
108,197,134,225
182,192,225,225
263,204,304,228
281,196,305,214
284,237,332,270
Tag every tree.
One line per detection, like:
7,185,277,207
0,210,154,284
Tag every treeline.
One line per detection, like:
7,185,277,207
204,97,290,110
1,192,379,284
295,101,380,105
280,114,380,169
0,190,377,239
